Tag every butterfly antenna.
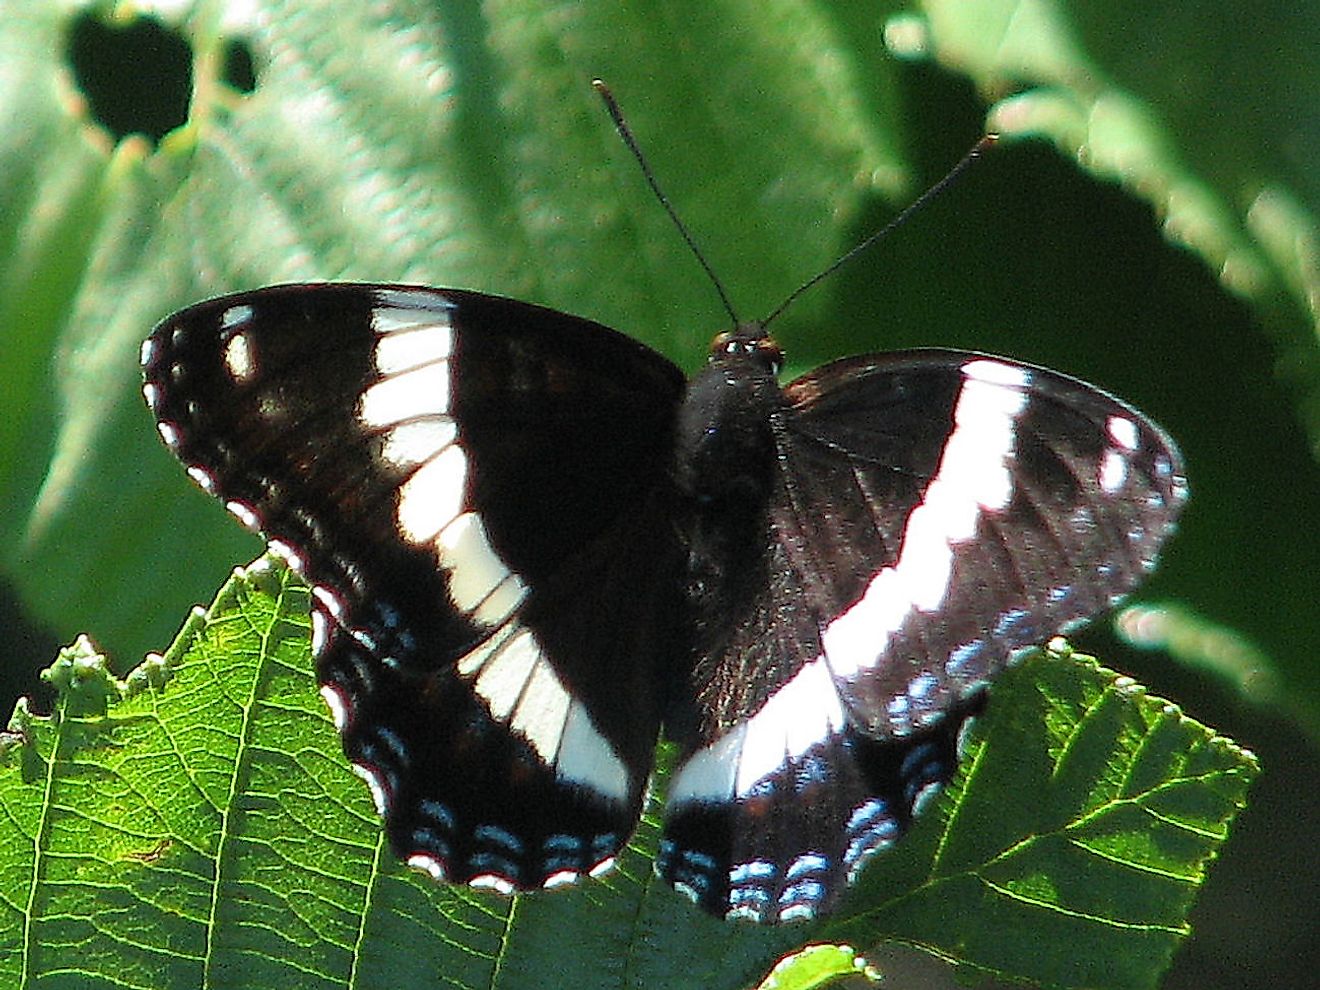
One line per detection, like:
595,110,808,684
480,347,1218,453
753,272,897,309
760,134,1000,330
593,79,741,325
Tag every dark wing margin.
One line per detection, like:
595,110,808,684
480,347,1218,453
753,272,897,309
143,283,687,892
659,349,1186,922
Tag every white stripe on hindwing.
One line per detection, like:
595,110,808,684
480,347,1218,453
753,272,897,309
1099,414,1139,493
455,623,631,803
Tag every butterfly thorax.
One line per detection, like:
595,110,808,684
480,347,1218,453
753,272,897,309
670,326,787,693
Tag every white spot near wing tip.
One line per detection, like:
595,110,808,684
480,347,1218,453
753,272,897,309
1107,414,1139,451
963,358,1030,388
222,331,256,383
140,337,157,366
142,382,158,408
588,856,616,878
156,422,179,446
220,303,255,331
1099,449,1128,493
373,288,458,317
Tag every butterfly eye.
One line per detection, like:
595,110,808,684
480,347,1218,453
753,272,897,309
708,330,783,374
708,330,740,356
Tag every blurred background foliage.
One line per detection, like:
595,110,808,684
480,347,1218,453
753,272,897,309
0,2,1315,987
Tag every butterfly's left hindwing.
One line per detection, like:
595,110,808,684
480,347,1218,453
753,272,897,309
143,284,687,892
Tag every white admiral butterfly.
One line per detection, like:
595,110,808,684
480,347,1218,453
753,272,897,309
142,125,1185,924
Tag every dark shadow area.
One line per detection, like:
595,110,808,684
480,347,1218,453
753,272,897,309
65,12,257,144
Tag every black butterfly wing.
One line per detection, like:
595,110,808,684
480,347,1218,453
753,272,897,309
143,283,687,891
783,350,1186,727
659,349,1186,921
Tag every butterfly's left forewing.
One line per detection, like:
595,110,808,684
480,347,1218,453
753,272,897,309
143,284,687,892
659,350,1186,922
788,351,1186,731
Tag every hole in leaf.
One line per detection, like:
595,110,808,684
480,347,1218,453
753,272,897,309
222,37,258,95
66,11,193,143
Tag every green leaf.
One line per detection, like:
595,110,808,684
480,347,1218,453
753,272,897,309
751,943,878,990
829,641,1257,989
2,563,1257,989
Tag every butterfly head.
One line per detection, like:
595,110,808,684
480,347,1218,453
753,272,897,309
672,325,785,506
708,323,783,377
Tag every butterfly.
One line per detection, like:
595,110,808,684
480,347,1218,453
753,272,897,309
141,271,1186,923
